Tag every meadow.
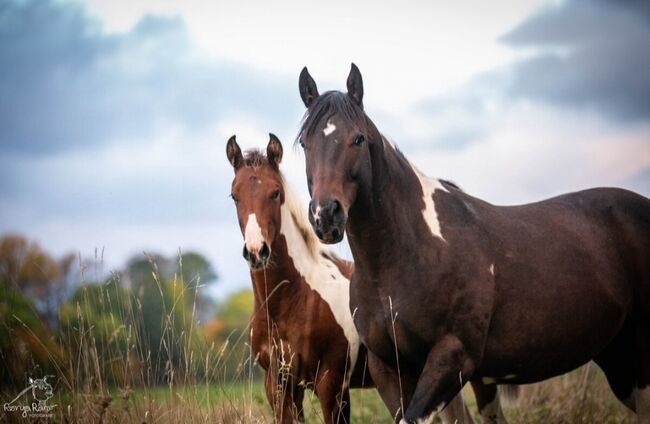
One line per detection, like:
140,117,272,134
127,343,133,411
0,236,636,423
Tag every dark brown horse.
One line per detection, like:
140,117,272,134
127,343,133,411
226,134,487,423
297,64,650,424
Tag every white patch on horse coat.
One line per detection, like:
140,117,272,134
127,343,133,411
244,213,264,252
323,120,336,136
398,403,446,424
489,264,495,276
279,177,360,382
413,169,448,241
382,137,447,241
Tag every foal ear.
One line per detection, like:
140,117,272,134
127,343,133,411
226,135,243,171
299,66,319,108
267,133,283,169
346,63,364,108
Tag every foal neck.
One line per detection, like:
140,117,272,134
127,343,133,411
249,177,323,316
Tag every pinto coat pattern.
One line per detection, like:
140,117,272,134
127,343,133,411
297,64,650,424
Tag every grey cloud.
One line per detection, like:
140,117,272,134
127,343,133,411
0,0,300,156
499,0,650,122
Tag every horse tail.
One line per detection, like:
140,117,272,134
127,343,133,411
498,384,520,404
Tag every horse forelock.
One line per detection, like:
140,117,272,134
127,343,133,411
242,149,268,169
296,91,370,145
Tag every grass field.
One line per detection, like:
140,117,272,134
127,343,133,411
0,266,637,423
3,364,632,423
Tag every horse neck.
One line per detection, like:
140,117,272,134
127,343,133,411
249,194,317,319
248,243,301,319
348,134,445,270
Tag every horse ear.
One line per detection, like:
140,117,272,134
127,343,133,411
267,133,283,169
299,67,319,108
346,63,364,108
226,135,243,171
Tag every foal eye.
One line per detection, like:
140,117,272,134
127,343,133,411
271,190,280,200
353,135,365,146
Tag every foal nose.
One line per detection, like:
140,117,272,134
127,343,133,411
309,198,345,244
242,241,271,269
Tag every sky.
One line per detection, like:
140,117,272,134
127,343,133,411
1,0,649,300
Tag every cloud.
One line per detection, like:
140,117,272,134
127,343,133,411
498,0,650,122
0,0,300,156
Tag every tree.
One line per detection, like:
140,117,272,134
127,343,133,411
204,289,257,381
0,281,64,388
0,234,73,329
58,278,132,386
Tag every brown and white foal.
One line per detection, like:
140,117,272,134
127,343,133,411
227,134,366,423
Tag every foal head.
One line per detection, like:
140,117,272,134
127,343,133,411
297,64,376,244
227,134,285,270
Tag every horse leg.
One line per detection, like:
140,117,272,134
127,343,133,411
401,334,475,424
438,393,476,424
470,380,507,424
593,324,637,411
636,323,650,424
264,369,305,423
366,350,416,422
315,373,351,424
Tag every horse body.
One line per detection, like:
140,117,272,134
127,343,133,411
297,64,650,423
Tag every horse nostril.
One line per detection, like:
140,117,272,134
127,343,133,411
242,245,250,261
259,242,270,260
331,199,341,214
332,228,340,239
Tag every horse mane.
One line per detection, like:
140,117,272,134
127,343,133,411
296,91,371,144
280,174,321,259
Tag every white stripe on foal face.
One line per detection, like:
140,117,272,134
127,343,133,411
244,213,264,252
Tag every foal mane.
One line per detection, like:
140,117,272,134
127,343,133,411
281,175,321,259
296,91,371,144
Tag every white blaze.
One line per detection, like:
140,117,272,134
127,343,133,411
244,213,264,252
323,119,336,136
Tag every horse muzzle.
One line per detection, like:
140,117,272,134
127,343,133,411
309,198,346,244
242,242,270,270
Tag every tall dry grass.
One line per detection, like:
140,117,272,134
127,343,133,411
0,254,637,423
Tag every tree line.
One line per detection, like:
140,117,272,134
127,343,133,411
0,233,256,390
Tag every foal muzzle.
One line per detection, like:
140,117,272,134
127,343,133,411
308,198,345,244
242,242,270,270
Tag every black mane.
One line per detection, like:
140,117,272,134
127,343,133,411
296,91,370,145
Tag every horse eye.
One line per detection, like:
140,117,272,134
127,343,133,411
353,135,365,146
299,140,305,149
230,193,239,203
272,190,281,200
